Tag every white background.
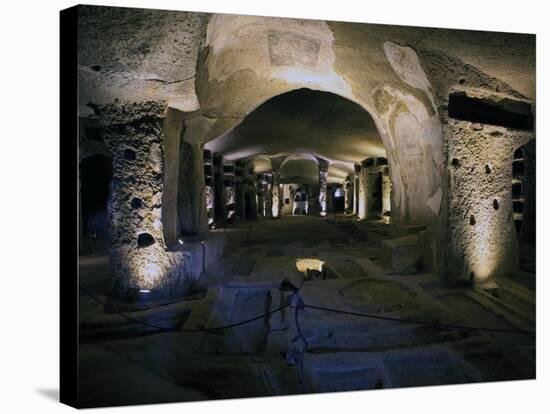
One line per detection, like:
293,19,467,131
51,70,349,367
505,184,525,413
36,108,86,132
0,0,547,412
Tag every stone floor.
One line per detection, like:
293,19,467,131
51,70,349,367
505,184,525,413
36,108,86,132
78,215,535,408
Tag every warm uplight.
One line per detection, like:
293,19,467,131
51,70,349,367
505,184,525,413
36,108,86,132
272,203,280,218
142,262,162,281
295,258,325,278
272,67,353,98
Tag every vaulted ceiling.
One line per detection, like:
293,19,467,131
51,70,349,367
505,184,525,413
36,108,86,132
205,89,385,183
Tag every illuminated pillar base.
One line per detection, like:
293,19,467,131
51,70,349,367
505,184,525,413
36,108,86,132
99,103,189,301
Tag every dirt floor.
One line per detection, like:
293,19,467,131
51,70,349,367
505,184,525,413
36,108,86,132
78,215,535,408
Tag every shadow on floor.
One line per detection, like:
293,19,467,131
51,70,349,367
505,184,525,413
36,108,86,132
36,388,59,402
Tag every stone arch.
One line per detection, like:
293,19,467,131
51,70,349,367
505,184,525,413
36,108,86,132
280,154,319,185
248,156,273,174
190,14,445,271
280,153,319,169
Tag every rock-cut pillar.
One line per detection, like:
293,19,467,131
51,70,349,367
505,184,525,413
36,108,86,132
271,168,282,218
256,174,266,217
356,162,368,220
97,102,188,300
248,180,259,220
344,175,354,214
352,175,358,215
318,159,329,217
178,141,208,236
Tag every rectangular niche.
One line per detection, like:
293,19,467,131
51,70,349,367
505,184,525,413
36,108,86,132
448,91,534,131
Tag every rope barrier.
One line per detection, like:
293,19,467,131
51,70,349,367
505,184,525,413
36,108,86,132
303,304,535,337
80,276,534,387
79,284,288,333
79,278,535,337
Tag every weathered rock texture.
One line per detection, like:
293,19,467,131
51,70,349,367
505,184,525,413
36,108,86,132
356,163,368,220
179,141,208,235
93,102,190,299
77,5,535,293
271,174,281,218
420,51,535,285
318,159,329,216
78,6,208,110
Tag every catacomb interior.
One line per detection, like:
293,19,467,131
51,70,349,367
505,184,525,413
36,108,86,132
77,6,536,407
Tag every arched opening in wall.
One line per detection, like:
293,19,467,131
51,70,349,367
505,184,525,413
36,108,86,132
204,88,387,220
256,173,269,217
332,187,345,213
197,18,446,274
280,156,319,215
80,154,112,254
291,186,310,215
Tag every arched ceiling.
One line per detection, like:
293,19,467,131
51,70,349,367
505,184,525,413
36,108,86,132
249,157,272,173
280,158,319,186
76,8,535,112
205,89,385,183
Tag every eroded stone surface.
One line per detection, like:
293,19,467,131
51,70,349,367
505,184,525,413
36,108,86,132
79,216,535,403
76,8,536,404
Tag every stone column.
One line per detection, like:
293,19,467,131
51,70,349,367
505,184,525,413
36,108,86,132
249,178,258,220
271,169,282,218
265,178,273,218
356,162,368,220
352,175,359,216
344,176,351,214
98,102,188,300
256,174,266,217
365,158,379,218
213,154,226,225
318,159,329,217
179,141,208,236
235,181,245,220
382,166,392,222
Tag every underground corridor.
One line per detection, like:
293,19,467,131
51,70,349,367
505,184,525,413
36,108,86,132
75,8,536,407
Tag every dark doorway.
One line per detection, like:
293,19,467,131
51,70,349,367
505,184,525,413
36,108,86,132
244,192,253,220
80,154,112,252
367,172,383,218
333,188,345,212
